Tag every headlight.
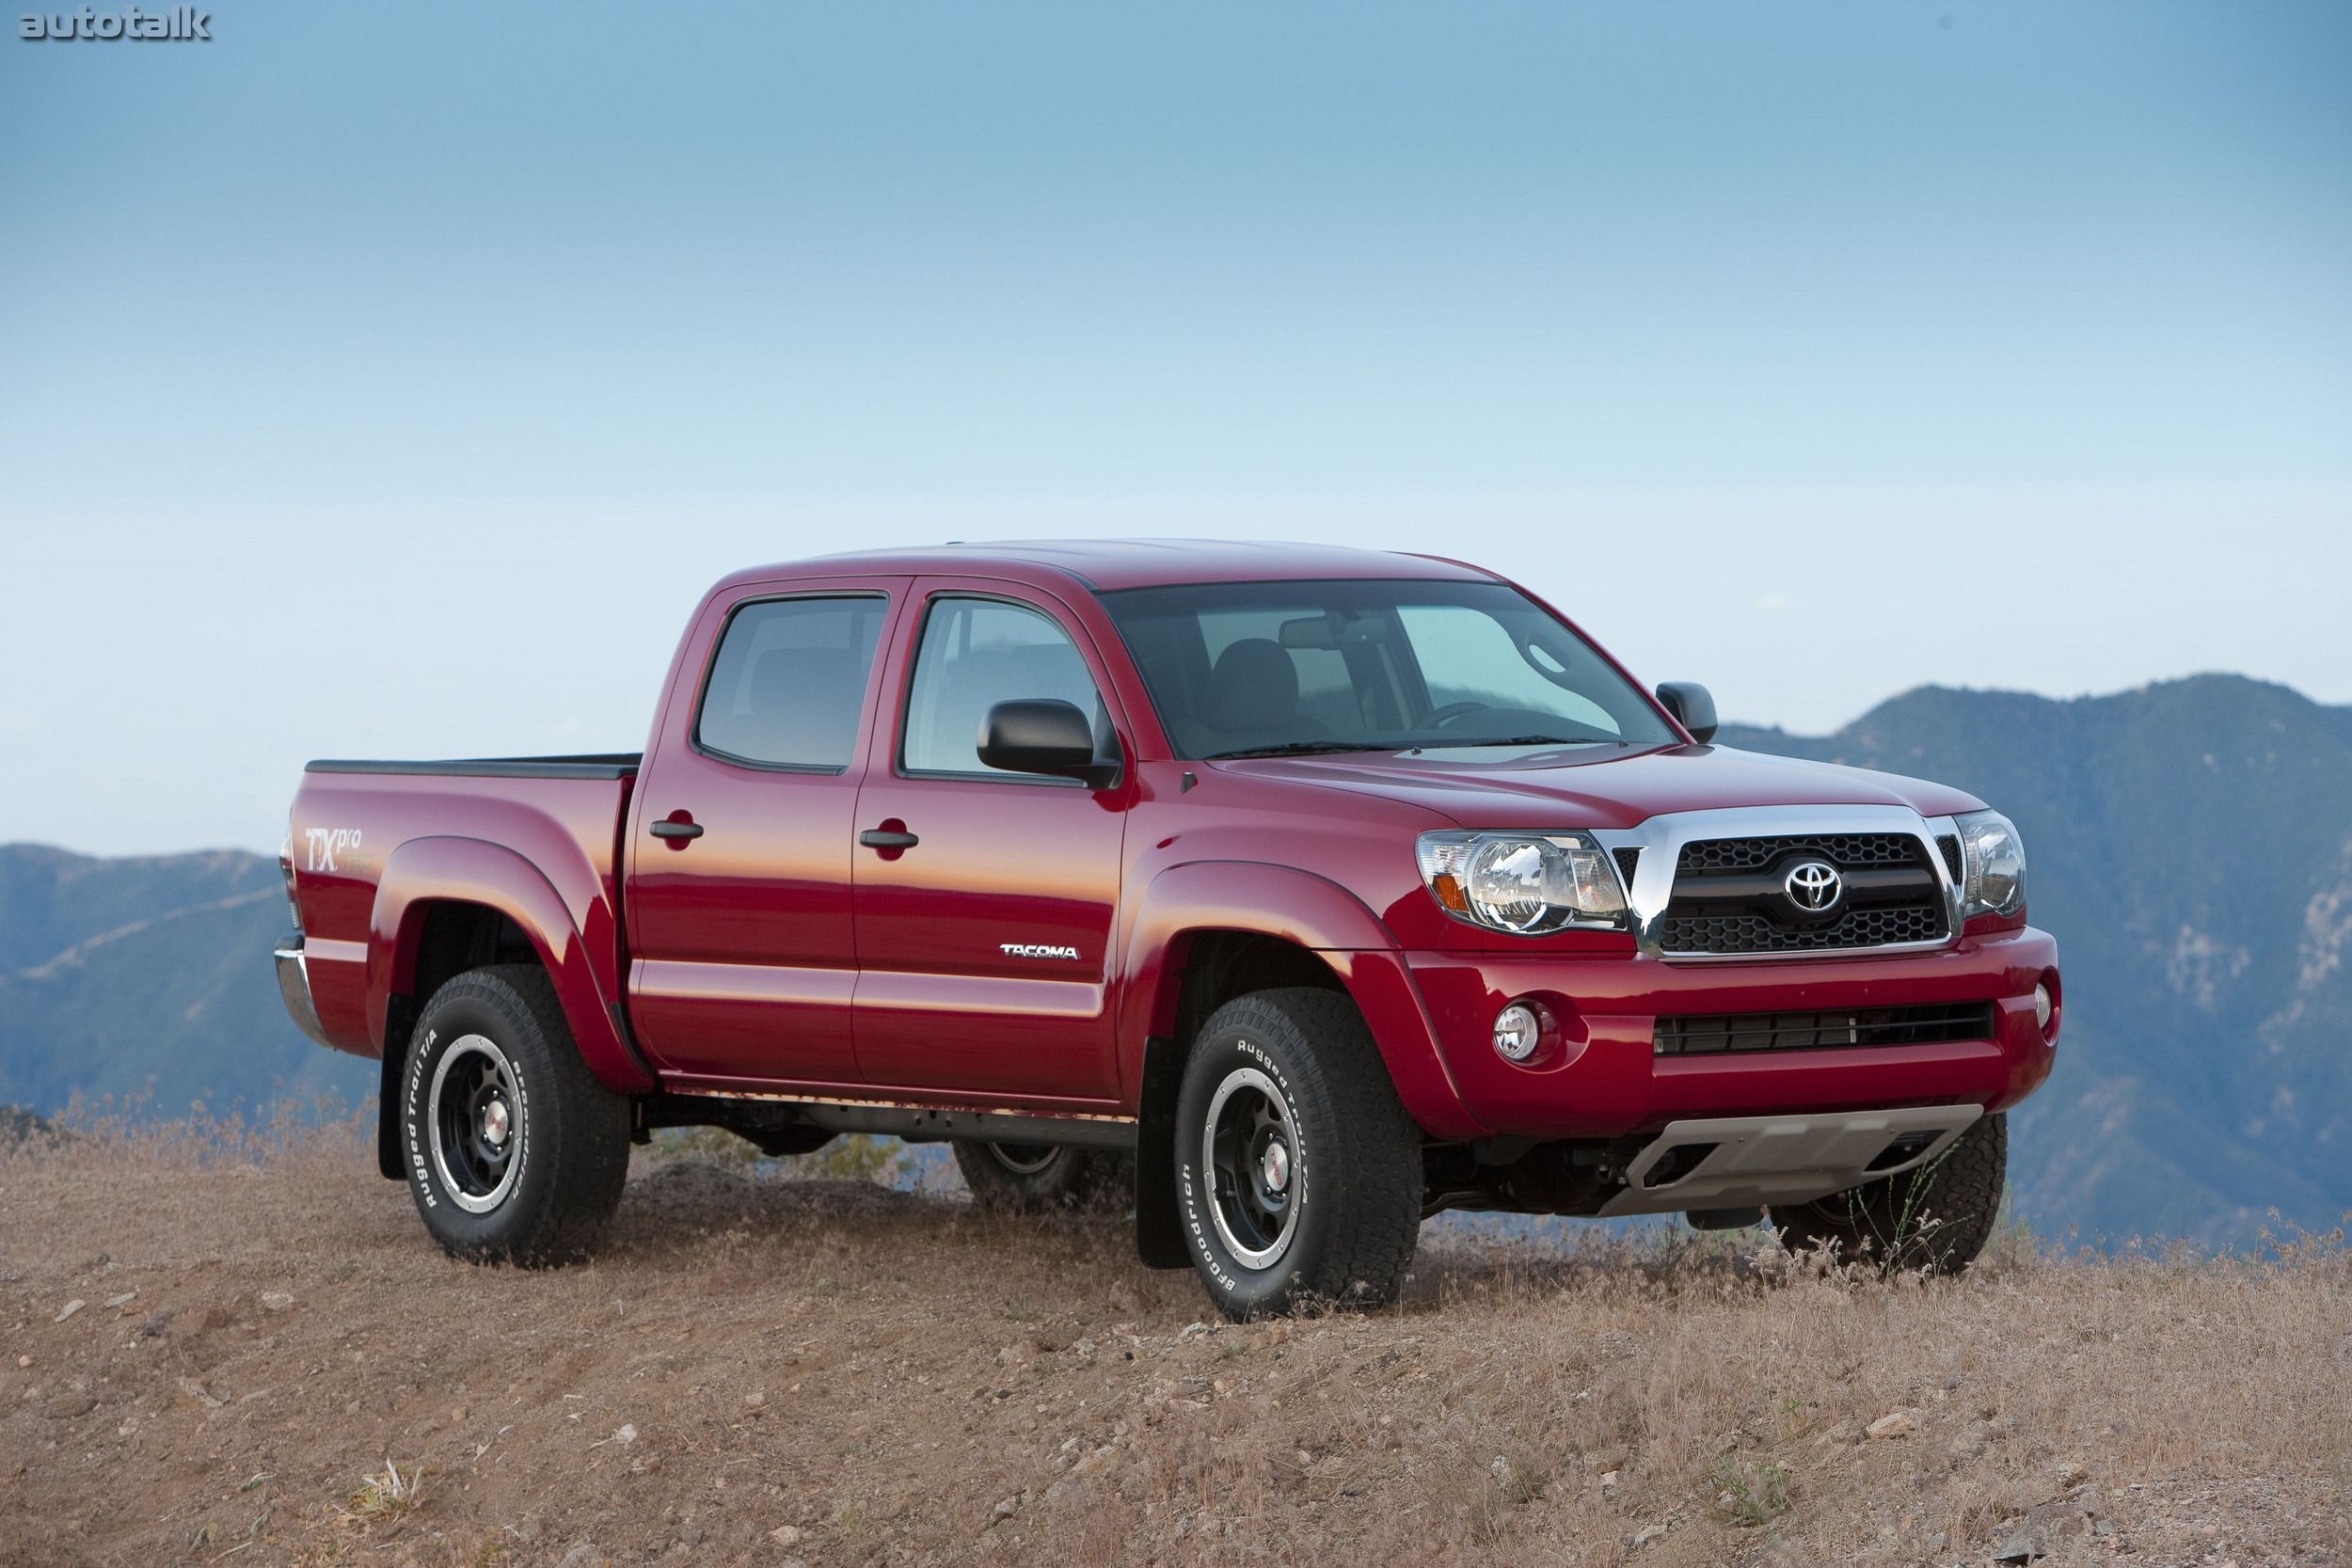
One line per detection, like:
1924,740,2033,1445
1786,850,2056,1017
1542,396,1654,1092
1955,810,2026,919
1416,831,1628,934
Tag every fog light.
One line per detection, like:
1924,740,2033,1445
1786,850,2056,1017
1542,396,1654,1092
1493,1001,1545,1063
2033,983,2053,1033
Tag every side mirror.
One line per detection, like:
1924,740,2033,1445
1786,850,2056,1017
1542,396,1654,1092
1655,681,1718,743
977,699,1122,788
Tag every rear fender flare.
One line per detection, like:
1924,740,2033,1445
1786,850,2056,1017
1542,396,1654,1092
1118,860,1485,1142
369,836,653,1096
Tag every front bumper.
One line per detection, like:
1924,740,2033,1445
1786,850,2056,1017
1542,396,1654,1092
1409,926,2059,1139
273,936,335,1048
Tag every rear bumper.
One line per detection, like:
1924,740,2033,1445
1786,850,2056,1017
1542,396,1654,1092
273,937,335,1049
1406,927,2059,1139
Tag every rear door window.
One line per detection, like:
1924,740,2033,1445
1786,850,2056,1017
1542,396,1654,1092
695,595,890,770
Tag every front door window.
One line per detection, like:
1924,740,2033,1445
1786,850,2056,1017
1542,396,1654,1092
899,597,1106,778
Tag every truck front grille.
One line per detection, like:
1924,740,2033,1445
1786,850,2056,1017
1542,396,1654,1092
1658,902,1947,955
1660,832,1948,958
1676,832,1922,872
1936,833,1964,880
1654,1001,1996,1056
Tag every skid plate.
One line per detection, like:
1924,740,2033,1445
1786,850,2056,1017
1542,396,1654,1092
1598,1104,1982,1218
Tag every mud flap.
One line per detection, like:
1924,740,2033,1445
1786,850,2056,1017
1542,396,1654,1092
375,995,418,1181
1134,1036,1191,1269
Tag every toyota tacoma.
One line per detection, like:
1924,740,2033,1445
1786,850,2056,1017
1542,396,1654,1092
276,541,2058,1317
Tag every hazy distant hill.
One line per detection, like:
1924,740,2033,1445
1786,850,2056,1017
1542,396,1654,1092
0,845,373,1117
1723,673,2352,1246
3,672,2347,1243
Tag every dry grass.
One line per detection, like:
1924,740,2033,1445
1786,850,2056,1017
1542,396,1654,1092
0,1113,2344,1568
343,1455,427,1524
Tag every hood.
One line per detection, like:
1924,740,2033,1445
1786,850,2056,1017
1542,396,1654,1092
1211,742,1987,830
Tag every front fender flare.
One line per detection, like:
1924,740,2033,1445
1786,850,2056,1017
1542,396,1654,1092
1118,859,1486,1141
369,836,653,1095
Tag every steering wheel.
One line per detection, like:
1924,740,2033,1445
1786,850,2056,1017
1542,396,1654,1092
1425,702,1491,729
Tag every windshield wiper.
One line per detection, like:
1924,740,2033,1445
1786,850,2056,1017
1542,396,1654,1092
1204,735,1617,760
1200,740,1387,761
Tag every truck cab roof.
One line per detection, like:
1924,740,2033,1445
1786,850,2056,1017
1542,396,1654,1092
712,539,1500,595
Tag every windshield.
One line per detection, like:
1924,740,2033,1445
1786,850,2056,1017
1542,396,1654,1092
1096,579,1677,760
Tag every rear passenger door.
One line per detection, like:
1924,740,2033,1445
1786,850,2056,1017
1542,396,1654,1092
625,579,906,1090
849,582,1133,1104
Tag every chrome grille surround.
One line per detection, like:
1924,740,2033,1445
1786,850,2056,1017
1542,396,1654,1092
1590,805,1967,963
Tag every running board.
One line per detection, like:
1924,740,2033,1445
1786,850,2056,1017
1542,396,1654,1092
1597,1105,1982,1218
797,1102,1137,1151
650,1089,1139,1152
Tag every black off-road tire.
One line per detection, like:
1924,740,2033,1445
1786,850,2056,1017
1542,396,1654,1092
953,1140,1133,1214
1174,989,1423,1320
400,965,631,1265
1770,1112,2007,1275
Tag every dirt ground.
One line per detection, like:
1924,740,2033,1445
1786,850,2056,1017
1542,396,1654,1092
1,1118,2345,1568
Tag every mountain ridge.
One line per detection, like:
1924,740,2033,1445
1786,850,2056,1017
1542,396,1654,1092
0,845,373,1117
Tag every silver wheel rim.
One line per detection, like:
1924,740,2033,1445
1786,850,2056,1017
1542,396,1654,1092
428,1034,523,1214
985,1142,1061,1178
1200,1063,1300,1270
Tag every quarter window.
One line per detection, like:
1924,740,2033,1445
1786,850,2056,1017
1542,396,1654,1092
696,595,889,770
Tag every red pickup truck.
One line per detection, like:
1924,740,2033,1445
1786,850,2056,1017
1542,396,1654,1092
277,542,2058,1317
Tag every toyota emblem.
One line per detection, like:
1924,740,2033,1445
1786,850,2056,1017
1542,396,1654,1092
1783,859,1843,912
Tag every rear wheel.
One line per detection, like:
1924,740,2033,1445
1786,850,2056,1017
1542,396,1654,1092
1770,1112,2007,1275
1174,989,1422,1320
400,965,630,1265
952,1140,1132,1213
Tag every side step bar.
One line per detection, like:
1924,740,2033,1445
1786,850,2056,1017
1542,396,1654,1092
796,1102,1137,1151
1598,1104,1982,1217
652,1090,1137,1152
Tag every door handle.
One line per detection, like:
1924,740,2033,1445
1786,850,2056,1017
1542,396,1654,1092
649,819,705,841
859,828,919,849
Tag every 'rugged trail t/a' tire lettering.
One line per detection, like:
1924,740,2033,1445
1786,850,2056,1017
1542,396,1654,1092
401,965,631,1265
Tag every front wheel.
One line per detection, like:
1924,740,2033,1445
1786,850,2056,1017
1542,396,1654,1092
1175,989,1423,1320
400,965,631,1265
1770,1112,2007,1275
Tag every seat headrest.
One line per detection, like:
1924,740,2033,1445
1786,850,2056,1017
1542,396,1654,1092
1202,639,1300,732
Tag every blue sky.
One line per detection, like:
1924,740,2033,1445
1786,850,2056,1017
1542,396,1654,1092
2,2,2347,854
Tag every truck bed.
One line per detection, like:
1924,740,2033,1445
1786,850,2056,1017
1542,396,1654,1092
287,756,644,1083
